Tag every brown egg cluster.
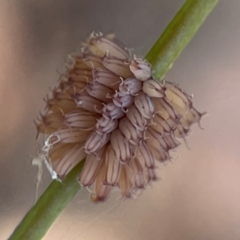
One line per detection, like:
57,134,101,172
35,32,204,202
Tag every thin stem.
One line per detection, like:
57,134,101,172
8,160,85,240
8,0,218,239
145,0,218,80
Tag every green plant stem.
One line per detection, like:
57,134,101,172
8,161,85,240
8,0,218,239
145,0,218,80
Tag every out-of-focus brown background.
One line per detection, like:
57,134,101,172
1,0,240,239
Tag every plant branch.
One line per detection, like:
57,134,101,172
8,161,85,240
145,0,218,80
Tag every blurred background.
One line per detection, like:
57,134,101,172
1,0,240,239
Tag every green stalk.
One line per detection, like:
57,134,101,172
8,161,85,240
145,0,218,80
8,0,218,239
